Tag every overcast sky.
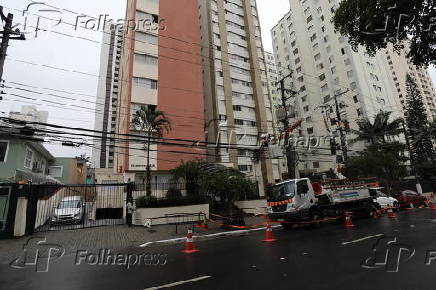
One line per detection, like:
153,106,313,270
1,0,436,158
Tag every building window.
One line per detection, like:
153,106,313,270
313,162,320,169
134,53,158,65
0,141,8,162
234,119,244,125
48,166,63,178
238,165,253,172
135,31,158,45
233,105,242,112
24,148,33,169
133,77,158,89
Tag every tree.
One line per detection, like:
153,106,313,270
430,120,436,141
132,106,171,196
170,160,206,197
344,150,407,194
333,0,436,66
351,110,403,146
203,168,257,216
405,74,434,176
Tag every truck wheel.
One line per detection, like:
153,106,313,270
281,222,293,230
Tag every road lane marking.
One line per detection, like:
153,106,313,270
143,275,212,290
341,234,384,246
139,225,281,247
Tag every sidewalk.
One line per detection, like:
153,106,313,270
0,216,267,264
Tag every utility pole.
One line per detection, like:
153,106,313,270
0,6,25,82
333,89,349,164
277,71,298,179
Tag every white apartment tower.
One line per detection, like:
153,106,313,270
92,25,123,169
384,43,436,121
198,0,280,187
271,0,403,175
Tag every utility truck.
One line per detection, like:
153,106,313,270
266,177,380,229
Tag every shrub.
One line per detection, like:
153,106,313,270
135,195,209,208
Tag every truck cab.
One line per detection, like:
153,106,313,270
266,178,317,215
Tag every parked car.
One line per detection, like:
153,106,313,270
52,196,85,224
392,190,428,208
373,191,399,211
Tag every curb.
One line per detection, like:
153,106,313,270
139,225,281,248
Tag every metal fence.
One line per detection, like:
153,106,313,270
133,182,187,199
28,183,130,233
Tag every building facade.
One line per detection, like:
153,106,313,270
102,0,206,184
198,0,279,188
9,105,48,130
92,25,124,169
271,0,404,175
384,43,436,122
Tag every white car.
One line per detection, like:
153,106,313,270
373,191,399,211
52,196,85,224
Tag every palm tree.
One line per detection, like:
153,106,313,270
132,106,171,196
351,111,403,146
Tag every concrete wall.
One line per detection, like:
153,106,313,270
13,197,27,237
133,204,209,226
235,199,267,215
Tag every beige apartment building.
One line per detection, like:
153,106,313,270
198,0,281,189
271,0,404,175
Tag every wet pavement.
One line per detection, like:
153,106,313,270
1,209,436,290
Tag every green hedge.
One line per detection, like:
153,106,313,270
135,195,209,208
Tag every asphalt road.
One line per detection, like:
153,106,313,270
2,209,436,290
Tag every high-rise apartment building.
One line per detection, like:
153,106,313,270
106,0,205,183
271,0,404,175
384,43,436,121
93,24,123,169
198,0,279,187
9,105,48,130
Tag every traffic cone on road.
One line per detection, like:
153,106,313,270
263,223,277,242
387,207,396,219
373,209,381,219
344,212,354,228
183,228,199,254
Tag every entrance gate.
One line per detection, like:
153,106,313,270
27,183,132,233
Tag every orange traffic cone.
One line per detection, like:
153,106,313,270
263,224,277,242
183,228,199,254
387,207,396,219
344,212,354,228
373,209,381,219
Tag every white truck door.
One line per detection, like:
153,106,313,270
294,179,315,210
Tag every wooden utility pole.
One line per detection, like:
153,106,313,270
0,6,25,82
